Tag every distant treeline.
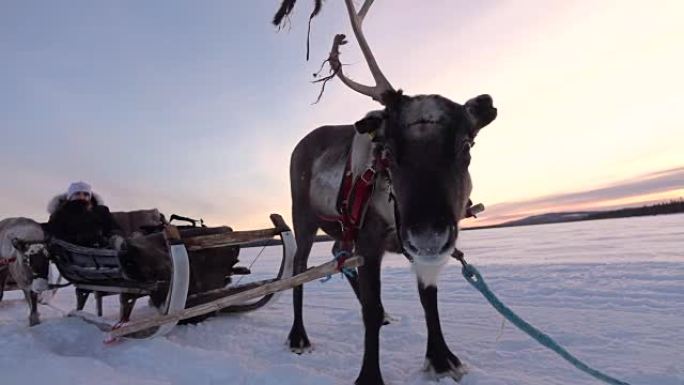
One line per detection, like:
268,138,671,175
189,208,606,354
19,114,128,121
250,199,684,246
584,199,684,220
469,198,684,230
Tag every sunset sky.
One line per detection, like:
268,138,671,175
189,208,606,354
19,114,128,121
2,0,682,229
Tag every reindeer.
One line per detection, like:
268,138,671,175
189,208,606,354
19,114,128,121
283,1,497,384
0,218,51,326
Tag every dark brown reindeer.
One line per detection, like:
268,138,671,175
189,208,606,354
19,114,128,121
281,1,497,384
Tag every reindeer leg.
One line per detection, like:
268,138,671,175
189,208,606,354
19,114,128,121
353,211,389,385
29,291,40,326
287,214,318,353
0,267,8,302
119,294,137,323
95,292,104,317
23,289,40,326
354,247,385,385
333,240,393,326
418,282,466,381
75,288,90,311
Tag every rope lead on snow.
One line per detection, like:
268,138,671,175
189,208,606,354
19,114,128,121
460,261,632,385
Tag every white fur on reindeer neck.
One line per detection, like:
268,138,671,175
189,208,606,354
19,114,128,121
350,110,384,178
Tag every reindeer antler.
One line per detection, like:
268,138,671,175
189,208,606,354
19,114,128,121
326,0,395,104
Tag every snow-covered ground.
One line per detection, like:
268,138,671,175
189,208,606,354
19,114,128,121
1,214,682,385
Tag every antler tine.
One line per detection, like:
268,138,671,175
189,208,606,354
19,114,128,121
345,0,394,95
357,0,374,23
324,0,394,104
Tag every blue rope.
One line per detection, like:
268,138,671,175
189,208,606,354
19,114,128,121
320,250,358,283
462,264,632,385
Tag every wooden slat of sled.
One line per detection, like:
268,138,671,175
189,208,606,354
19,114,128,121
182,228,281,250
109,256,363,338
74,283,155,295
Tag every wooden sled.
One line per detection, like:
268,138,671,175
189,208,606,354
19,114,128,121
47,213,310,339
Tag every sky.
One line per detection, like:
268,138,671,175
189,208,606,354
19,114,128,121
1,0,682,229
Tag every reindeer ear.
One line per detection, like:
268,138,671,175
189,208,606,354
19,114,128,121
354,110,385,134
465,94,497,136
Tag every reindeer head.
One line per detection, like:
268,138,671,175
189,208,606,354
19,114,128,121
332,0,497,263
12,238,50,292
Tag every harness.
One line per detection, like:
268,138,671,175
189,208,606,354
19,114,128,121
321,144,391,271
0,256,17,267
321,140,483,272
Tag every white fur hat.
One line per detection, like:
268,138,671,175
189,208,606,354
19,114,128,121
67,181,92,200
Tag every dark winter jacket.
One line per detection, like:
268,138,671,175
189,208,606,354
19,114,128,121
47,194,123,247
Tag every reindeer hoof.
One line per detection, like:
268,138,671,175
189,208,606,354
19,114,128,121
288,340,313,354
355,371,385,385
287,334,312,354
287,324,312,354
423,358,468,382
290,346,313,355
382,311,398,325
29,317,40,327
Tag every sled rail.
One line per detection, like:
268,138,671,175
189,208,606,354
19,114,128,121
109,256,363,338
182,214,291,251
183,228,282,250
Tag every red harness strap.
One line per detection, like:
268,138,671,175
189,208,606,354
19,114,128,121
323,147,390,269
0,257,17,267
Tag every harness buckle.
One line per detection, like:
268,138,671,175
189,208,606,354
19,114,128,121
359,167,376,184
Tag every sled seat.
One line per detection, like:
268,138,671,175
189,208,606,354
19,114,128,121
48,238,158,289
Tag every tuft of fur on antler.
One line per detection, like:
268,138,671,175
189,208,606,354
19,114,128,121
273,0,324,60
310,0,323,20
273,0,297,27
305,0,323,60
273,0,323,27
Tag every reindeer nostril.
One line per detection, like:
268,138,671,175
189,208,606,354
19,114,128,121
406,241,419,254
405,226,454,257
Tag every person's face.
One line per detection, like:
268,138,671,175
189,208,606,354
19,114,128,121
70,191,92,203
